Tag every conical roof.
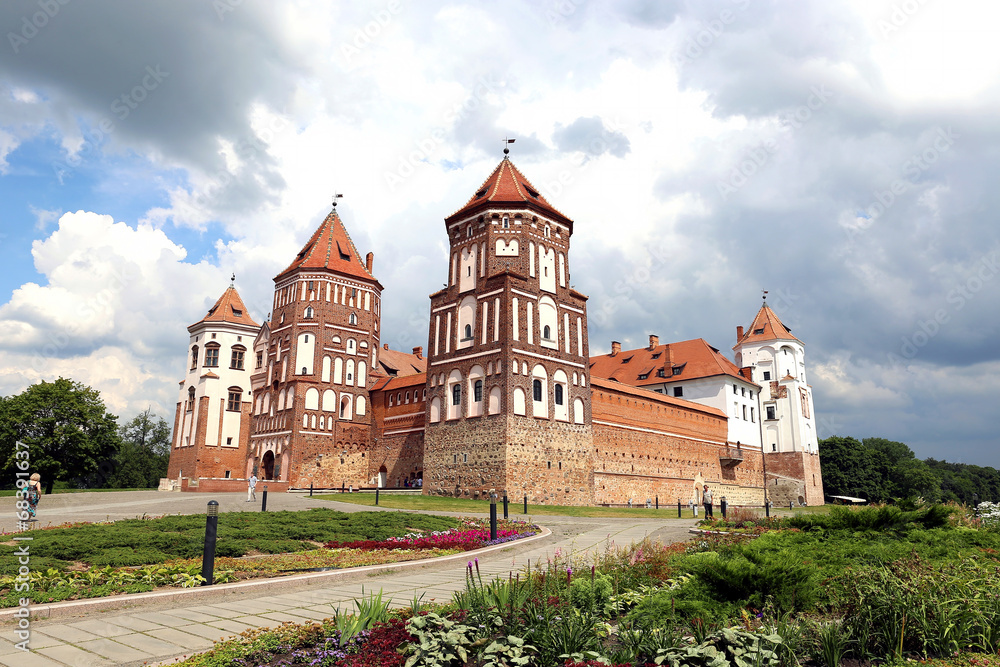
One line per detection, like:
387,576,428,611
190,286,259,329
446,157,572,226
275,209,377,284
736,303,801,347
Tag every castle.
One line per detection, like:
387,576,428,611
166,155,824,507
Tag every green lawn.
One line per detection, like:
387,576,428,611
316,492,720,518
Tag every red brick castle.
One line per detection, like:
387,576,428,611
167,156,824,506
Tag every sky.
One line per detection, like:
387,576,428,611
1,0,998,467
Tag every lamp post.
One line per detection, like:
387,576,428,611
201,500,219,586
489,491,498,541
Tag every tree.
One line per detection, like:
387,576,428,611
862,437,914,467
1,378,121,493
819,435,891,502
890,458,941,502
104,408,171,488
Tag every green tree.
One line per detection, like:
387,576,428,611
1,378,121,493
889,458,941,502
819,435,891,502
862,437,915,466
105,408,171,488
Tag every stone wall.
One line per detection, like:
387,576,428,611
765,450,825,506
505,415,594,505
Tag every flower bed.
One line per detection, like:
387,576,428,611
324,518,538,552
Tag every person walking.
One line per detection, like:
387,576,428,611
702,484,714,519
247,473,258,502
26,473,42,520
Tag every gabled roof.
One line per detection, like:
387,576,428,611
190,286,259,329
735,303,801,347
371,371,427,393
590,338,757,388
446,158,573,226
275,208,377,284
375,345,427,379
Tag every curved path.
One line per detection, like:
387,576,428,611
1,491,696,667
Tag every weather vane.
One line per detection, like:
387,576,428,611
332,193,343,208
230,273,236,287
762,289,768,302
502,137,515,156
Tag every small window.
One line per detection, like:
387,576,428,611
743,405,747,420
304,307,314,319
474,380,483,402
227,390,241,412
754,328,765,334
533,379,542,402
464,324,472,340
772,443,777,452
766,406,776,420
741,387,746,397
651,353,661,359
638,373,648,380
352,288,357,298
190,346,199,370
656,369,665,378
224,469,231,477
544,225,551,238
502,216,510,229
672,367,682,376
467,226,473,238
554,384,564,405
673,387,683,398
463,453,468,463
349,313,358,325
751,407,755,423
733,384,738,394
255,351,262,368
543,325,551,340
763,371,771,380
204,345,220,367
231,348,245,370
452,384,461,406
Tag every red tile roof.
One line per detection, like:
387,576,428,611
590,338,756,388
446,158,573,226
275,209,377,284
590,376,727,419
372,371,427,393
736,304,801,347
375,345,427,378
190,286,259,329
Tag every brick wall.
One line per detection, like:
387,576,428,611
765,451,825,506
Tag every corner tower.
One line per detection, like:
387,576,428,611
248,204,382,488
734,299,824,505
168,284,259,485
422,155,594,504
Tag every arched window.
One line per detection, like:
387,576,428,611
533,379,542,402
349,312,358,325
430,397,442,422
230,345,246,370
304,306,314,319
187,386,195,412
452,384,461,406
474,379,483,402
544,224,551,238
554,384,564,405
464,324,472,339
543,325,551,340
345,359,355,385
340,395,352,420
190,346,199,370
204,343,220,367
502,215,509,228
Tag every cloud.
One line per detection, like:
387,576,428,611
552,116,631,159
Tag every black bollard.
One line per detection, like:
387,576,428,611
310,482,313,497
341,481,345,493
655,496,659,510
721,497,727,519
261,485,268,512
765,500,770,518
201,500,219,586
677,498,682,518
524,494,528,514
503,493,509,519
490,494,498,541
375,487,380,505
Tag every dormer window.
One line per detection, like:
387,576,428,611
638,373,649,380
657,369,665,378
672,367,682,376
231,307,242,317
754,328,765,334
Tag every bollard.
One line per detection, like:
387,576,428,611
375,487,380,505
765,500,770,518
503,493,509,519
262,485,268,512
341,481,345,493
721,497,728,519
655,496,659,510
201,500,219,586
524,494,528,514
310,482,313,498
490,493,498,541
677,498,682,518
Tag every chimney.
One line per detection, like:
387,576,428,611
648,334,659,350
365,252,374,273
665,345,674,368
737,325,744,342
412,346,423,359
383,343,389,350
611,341,621,356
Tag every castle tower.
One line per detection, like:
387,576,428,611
422,155,594,504
734,300,824,505
168,284,259,485
247,205,382,488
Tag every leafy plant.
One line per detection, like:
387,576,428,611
402,612,481,667
816,620,850,667
481,635,536,667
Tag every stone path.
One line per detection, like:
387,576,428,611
1,492,696,667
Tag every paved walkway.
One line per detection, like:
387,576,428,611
1,492,696,667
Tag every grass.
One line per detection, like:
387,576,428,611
316,492,710,518
0,487,152,496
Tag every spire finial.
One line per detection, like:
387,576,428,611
502,137,515,156
230,273,235,287
762,289,768,303
332,193,343,209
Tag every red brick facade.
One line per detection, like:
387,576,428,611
765,450,825,506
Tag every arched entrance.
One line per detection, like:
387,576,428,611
378,465,387,488
261,451,275,480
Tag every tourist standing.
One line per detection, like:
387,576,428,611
247,473,258,502
26,473,42,520
703,484,714,518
